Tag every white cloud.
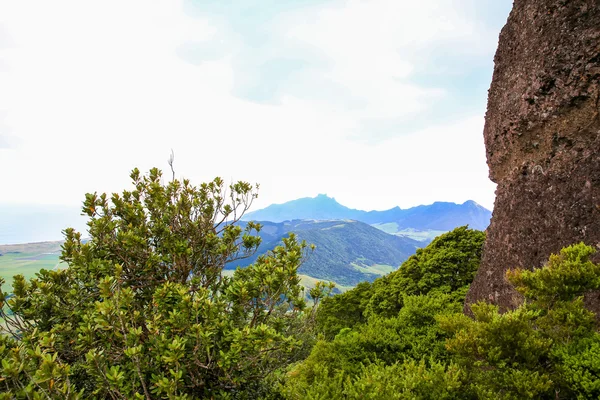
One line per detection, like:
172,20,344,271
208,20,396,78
0,0,504,214
0,0,229,203
252,115,496,211
279,0,500,122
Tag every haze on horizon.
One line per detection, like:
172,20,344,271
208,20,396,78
0,0,512,213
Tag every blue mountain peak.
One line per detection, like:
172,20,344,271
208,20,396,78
243,195,492,230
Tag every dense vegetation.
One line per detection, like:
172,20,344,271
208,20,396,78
286,241,600,399
313,226,485,339
0,169,331,399
1,169,600,399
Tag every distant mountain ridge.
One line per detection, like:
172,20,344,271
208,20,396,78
243,195,492,231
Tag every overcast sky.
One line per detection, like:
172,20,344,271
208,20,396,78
0,0,512,212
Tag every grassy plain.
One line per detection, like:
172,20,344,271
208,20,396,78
0,241,63,290
370,224,446,243
351,262,394,276
224,269,351,294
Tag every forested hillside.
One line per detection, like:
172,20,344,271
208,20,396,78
230,220,420,286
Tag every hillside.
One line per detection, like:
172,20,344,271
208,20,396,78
243,195,492,231
229,220,421,286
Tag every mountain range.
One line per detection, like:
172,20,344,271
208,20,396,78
243,194,492,231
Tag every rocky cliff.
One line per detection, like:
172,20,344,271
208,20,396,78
465,0,600,313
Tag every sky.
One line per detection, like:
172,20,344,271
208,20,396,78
0,0,513,213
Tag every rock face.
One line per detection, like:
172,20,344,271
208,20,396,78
465,0,600,313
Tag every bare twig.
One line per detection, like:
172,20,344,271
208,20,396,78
168,149,175,182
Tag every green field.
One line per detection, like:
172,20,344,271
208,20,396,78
350,262,394,276
299,274,352,293
0,241,64,290
395,228,447,242
370,224,447,243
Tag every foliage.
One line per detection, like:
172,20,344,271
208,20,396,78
366,226,485,317
440,243,600,399
555,335,600,399
283,227,485,398
0,168,327,399
506,243,600,306
0,328,78,399
292,292,461,385
282,359,467,400
315,227,485,338
286,238,600,400
315,281,373,340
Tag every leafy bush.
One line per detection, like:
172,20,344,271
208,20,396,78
284,227,485,398
366,226,485,318
316,227,485,338
440,243,600,399
287,239,600,400
282,359,467,400
343,360,467,400
288,292,462,392
0,169,326,399
315,281,373,339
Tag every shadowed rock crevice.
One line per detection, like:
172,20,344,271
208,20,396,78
465,0,600,313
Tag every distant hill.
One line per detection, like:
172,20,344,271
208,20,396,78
228,220,421,286
1,196,488,290
243,195,492,231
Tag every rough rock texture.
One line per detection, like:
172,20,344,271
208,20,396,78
465,0,600,314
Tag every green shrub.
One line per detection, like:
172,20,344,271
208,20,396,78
366,226,484,318
315,227,485,339
284,227,486,399
0,168,325,399
440,243,600,399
